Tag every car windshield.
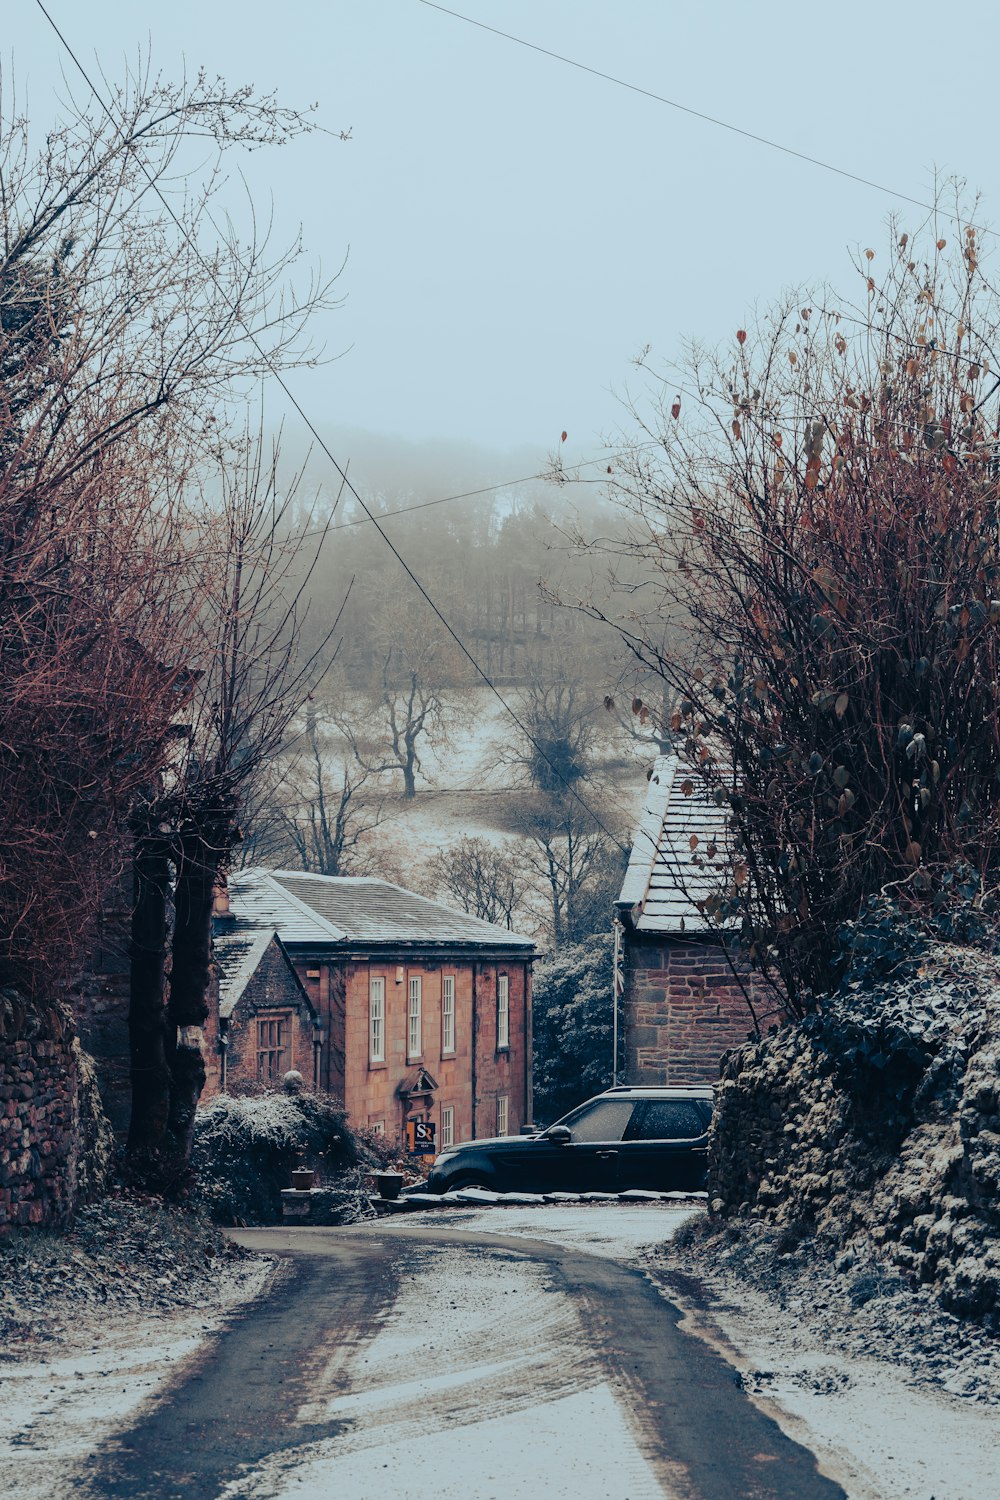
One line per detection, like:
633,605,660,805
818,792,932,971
549,1097,635,1143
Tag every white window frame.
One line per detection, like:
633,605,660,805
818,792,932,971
441,974,456,1055
370,1119,385,1136
407,975,422,1060
497,973,510,1050
441,1105,455,1149
496,1095,509,1137
369,976,385,1064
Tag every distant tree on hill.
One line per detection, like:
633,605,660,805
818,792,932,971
426,836,531,929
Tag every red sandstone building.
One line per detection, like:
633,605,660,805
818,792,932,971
209,868,536,1146
615,756,778,1084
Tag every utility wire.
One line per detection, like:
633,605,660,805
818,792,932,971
418,1,997,242
296,444,653,541
32,0,630,856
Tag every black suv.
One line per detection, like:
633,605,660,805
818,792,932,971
426,1087,713,1195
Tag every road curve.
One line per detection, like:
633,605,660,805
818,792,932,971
80,1223,846,1500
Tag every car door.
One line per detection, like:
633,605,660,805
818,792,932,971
617,1099,710,1190
556,1097,637,1192
490,1134,572,1193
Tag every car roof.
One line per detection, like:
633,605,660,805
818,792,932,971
600,1086,714,1099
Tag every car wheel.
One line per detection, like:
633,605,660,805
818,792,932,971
445,1173,493,1192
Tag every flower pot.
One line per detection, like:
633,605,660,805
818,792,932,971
291,1168,315,1191
376,1172,404,1201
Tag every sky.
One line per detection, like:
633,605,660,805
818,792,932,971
8,1,1000,496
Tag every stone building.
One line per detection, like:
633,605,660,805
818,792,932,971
209,868,536,1147
615,756,779,1085
208,930,320,1091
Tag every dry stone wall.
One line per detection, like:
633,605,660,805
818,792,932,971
709,946,1000,1326
0,989,114,1233
0,994,79,1231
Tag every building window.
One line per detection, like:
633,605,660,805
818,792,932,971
369,976,385,1064
257,1015,289,1081
497,974,510,1050
370,1119,385,1136
441,1105,455,1149
496,1095,509,1137
441,975,455,1055
408,975,422,1060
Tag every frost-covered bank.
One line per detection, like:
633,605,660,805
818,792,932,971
708,944,1000,1328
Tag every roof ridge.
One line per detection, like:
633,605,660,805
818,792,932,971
273,868,533,943
250,869,346,941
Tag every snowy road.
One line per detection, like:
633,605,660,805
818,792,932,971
79,1207,844,1500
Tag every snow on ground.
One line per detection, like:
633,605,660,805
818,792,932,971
324,683,650,860
6,1201,995,1499
220,1237,669,1500
0,1258,269,1500
386,1199,701,1260
652,1277,1000,1500
397,1203,1000,1500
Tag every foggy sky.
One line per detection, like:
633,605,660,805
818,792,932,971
8,1,999,501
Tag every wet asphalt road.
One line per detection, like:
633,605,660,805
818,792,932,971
79,1222,846,1500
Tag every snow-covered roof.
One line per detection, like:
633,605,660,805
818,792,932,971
227,868,535,953
617,755,732,935
213,926,315,1020
214,927,276,1019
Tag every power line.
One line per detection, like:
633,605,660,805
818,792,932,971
298,445,648,541
32,0,629,856
417,1,997,242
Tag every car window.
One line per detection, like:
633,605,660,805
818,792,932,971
560,1099,635,1143
624,1100,707,1141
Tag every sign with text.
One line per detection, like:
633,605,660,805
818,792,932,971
407,1118,436,1155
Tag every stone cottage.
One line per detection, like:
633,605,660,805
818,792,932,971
616,755,779,1085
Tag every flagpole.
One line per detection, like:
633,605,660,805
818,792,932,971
612,916,623,1087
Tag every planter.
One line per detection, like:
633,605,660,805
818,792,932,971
291,1168,315,1191
376,1172,405,1201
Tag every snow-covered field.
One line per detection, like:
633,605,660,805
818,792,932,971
322,683,651,859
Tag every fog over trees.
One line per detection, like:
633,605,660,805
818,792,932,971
242,436,651,948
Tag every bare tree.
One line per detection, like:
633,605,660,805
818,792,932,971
514,796,622,946
276,711,385,875
0,64,341,1024
426,836,531,929
127,433,340,1182
586,188,1000,1007
341,603,466,800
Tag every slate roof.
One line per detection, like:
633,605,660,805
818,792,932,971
213,926,315,1019
226,868,535,953
617,755,732,935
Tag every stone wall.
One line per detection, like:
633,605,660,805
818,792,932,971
624,935,777,1085
212,940,317,1095
0,995,80,1232
709,949,1000,1325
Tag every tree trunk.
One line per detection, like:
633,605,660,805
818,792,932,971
163,835,217,1181
126,837,173,1165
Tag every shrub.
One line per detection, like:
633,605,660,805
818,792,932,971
191,1090,366,1225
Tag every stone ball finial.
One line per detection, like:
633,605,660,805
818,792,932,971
282,1069,305,1094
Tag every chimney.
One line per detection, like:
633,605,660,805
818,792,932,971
212,877,232,922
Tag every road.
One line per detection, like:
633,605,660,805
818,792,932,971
80,1215,846,1500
